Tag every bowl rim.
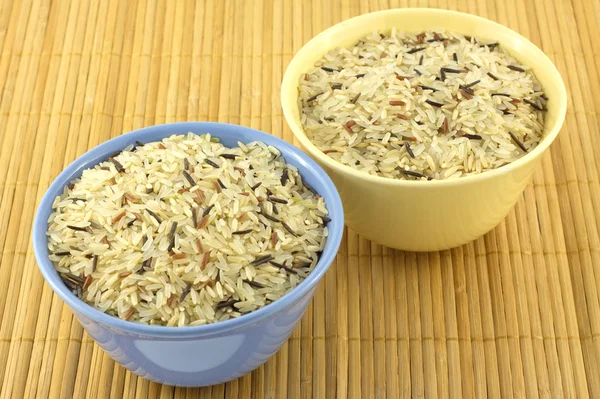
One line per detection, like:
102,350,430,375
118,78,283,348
281,8,568,188
32,122,344,338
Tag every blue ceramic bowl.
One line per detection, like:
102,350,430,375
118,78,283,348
32,122,344,387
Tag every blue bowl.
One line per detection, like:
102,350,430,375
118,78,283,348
32,122,344,387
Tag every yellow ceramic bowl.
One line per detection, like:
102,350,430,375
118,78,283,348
281,8,567,251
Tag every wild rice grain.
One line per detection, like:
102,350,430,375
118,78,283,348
307,92,324,102
215,299,238,311
202,204,214,217
407,47,425,54
282,222,299,237
110,158,125,172
244,279,266,289
425,99,444,108
233,229,254,235
523,98,546,111
509,131,528,152
441,67,462,74
281,169,289,186
269,260,298,274
205,159,220,168
405,141,415,158
400,169,430,179
487,71,499,80
268,197,288,204
182,170,196,186
67,225,91,233
261,212,281,223
419,85,438,92
507,65,525,72
180,284,192,302
251,255,274,266
146,209,162,224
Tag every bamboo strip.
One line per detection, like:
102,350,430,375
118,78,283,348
174,0,195,123
215,0,235,125
0,0,34,155
370,242,386,399
482,230,517,398
237,0,253,128
416,252,438,399
45,2,102,395
429,251,451,398
463,243,493,397
346,231,361,399
122,368,139,399
393,249,411,397
540,0,600,388
120,0,148,134
358,235,374,399
406,251,424,398
335,232,349,399
130,0,159,130
451,246,476,398
152,0,175,127
382,247,399,399
324,253,338,399
532,162,578,397
504,205,543,399
439,250,463,398
140,0,167,128
185,0,205,122
0,0,17,65
0,1,68,397
30,3,92,395
0,0,40,298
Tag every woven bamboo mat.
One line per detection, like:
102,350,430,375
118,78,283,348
0,0,599,397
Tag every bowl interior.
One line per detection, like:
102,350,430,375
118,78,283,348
281,8,567,186
32,122,344,338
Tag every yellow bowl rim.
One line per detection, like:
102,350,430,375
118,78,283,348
281,8,568,188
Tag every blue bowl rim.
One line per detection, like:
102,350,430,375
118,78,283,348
32,122,344,338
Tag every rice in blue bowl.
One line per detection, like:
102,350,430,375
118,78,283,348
33,122,344,386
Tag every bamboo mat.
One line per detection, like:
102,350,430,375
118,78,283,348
0,0,599,397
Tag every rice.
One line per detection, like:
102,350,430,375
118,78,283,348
46,133,329,326
298,29,547,180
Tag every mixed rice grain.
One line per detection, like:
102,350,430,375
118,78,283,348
47,133,329,326
298,29,547,180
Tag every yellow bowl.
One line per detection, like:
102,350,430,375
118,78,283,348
281,8,567,251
